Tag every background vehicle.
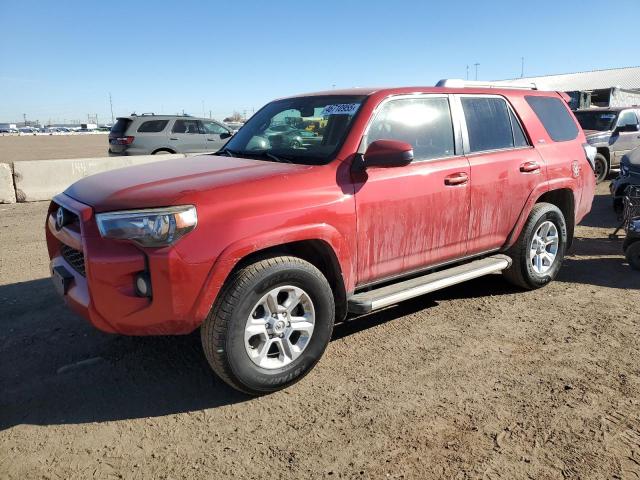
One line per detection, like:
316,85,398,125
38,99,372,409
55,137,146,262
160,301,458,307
575,107,640,183
108,114,234,156
263,123,321,148
47,82,595,395
611,146,640,212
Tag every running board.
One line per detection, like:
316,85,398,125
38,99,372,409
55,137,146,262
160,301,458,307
347,255,512,314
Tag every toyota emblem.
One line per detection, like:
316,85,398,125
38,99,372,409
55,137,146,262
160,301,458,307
56,207,66,230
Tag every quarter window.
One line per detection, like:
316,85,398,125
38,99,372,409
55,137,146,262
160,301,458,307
510,109,529,148
172,120,201,134
137,120,169,133
461,97,514,152
366,97,455,161
525,96,578,142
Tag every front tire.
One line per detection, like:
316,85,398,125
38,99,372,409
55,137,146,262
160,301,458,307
201,256,335,395
594,153,609,184
503,203,568,289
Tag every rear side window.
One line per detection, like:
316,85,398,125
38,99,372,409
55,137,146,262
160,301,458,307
461,97,514,152
525,96,578,142
172,120,202,134
110,118,131,136
366,96,455,161
137,120,168,133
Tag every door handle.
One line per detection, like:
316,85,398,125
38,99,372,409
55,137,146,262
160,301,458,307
207,138,217,141
519,161,540,173
444,172,469,186
169,137,178,141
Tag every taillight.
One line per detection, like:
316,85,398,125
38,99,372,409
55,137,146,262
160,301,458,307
116,136,135,145
582,143,596,172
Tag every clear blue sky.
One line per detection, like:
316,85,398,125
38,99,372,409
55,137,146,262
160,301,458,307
1,0,638,124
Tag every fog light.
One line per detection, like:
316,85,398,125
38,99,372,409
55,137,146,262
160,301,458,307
135,272,152,297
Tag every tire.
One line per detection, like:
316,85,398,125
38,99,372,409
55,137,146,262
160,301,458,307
152,149,174,155
503,202,568,290
625,241,640,271
201,256,335,395
594,153,609,184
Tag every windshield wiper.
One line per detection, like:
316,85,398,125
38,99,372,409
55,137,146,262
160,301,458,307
242,150,293,163
216,147,238,157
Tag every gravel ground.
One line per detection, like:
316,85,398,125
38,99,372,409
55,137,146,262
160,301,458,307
0,134,108,163
1,182,639,479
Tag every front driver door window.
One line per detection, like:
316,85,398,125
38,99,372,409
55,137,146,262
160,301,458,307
612,110,640,161
354,95,470,285
202,121,231,151
170,119,207,152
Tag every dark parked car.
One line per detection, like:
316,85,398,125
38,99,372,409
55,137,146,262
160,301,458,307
263,124,321,148
611,146,640,211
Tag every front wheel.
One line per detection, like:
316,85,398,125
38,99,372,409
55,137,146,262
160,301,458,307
201,256,335,395
503,203,568,289
594,153,609,184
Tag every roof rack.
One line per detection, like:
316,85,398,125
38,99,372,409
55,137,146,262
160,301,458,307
435,79,537,90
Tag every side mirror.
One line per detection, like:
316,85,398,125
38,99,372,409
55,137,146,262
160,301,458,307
363,139,414,168
616,124,639,133
220,131,233,139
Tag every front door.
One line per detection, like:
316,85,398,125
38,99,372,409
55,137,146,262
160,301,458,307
611,110,640,165
201,120,233,152
354,95,470,285
168,119,207,153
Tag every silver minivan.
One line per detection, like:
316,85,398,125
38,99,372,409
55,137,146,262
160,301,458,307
108,114,233,156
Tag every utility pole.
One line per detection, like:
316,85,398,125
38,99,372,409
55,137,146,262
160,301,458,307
520,57,525,78
202,100,205,118
209,110,212,119
109,92,114,124
474,63,480,81
23,113,27,126
466,65,469,80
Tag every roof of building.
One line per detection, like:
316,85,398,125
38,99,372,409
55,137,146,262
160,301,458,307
494,66,640,91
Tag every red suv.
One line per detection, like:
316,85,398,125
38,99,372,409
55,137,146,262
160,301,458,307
46,81,596,394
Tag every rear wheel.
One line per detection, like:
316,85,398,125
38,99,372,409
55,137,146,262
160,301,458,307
625,241,640,270
152,149,174,155
594,153,609,183
201,256,335,395
503,203,568,289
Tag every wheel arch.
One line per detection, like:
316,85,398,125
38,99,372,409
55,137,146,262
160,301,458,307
192,225,353,326
535,188,575,248
151,147,176,154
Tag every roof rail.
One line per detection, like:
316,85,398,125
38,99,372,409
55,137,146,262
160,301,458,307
435,79,537,90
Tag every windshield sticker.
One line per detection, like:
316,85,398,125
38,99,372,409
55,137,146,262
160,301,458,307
321,103,360,116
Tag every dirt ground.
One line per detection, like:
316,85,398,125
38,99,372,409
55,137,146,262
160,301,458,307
1,182,639,479
0,134,108,163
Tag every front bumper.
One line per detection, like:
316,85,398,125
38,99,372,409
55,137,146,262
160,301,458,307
46,194,211,335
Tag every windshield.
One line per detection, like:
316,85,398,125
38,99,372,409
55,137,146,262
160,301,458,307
574,111,617,132
220,95,366,165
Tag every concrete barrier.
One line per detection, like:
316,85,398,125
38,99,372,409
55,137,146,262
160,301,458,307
12,153,190,202
0,163,16,203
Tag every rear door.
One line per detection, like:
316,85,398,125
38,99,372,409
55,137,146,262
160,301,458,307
354,94,470,285
200,120,232,152
456,95,545,254
611,110,640,165
168,119,207,153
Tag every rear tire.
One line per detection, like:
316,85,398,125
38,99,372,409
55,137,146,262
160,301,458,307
201,256,335,395
625,241,640,270
594,153,609,184
503,203,568,289
152,149,174,155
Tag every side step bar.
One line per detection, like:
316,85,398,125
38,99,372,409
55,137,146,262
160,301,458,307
347,254,512,314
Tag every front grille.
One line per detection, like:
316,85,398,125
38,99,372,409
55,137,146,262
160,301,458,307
61,244,86,276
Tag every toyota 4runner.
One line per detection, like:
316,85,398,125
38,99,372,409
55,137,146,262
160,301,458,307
47,81,596,394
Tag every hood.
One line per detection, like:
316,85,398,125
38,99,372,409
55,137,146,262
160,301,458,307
623,147,640,168
584,129,611,138
64,155,308,212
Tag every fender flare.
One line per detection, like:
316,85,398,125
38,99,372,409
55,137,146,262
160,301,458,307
503,178,577,249
191,223,353,324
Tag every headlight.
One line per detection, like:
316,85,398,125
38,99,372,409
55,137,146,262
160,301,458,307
621,164,630,177
96,205,197,247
